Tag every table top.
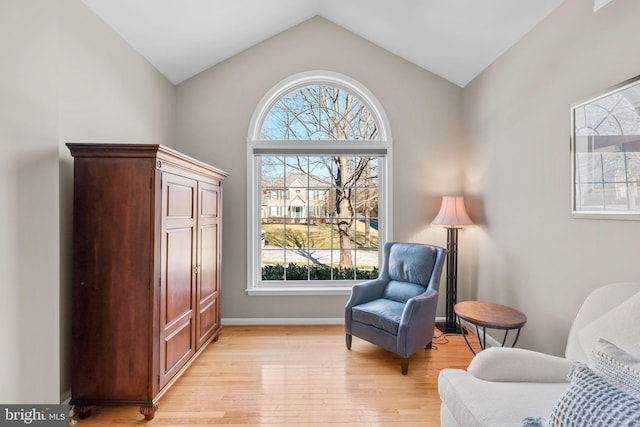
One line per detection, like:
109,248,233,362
454,301,527,329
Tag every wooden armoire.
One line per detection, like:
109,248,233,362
67,143,228,420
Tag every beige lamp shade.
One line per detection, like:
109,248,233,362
432,196,473,228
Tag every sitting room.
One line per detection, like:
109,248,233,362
1,0,639,425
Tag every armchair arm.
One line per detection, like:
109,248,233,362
466,347,574,383
397,289,439,356
345,278,387,309
345,278,388,333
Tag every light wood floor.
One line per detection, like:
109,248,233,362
72,325,474,426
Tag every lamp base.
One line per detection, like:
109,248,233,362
436,321,467,335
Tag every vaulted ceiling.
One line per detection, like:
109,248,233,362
82,0,565,87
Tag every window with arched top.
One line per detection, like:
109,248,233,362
247,71,392,295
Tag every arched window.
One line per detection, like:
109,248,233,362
247,71,392,295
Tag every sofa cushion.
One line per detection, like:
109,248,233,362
438,368,568,427
547,363,640,427
351,298,404,335
577,290,640,359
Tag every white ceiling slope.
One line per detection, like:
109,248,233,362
82,0,565,87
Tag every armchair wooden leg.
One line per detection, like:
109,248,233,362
401,358,409,375
346,333,352,349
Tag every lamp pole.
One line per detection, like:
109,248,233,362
431,196,472,335
437,226,464,333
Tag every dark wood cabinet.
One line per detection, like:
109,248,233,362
67,143,227,420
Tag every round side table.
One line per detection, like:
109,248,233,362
454,301,527,355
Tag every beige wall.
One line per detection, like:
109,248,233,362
0,0,174,403
175,17,463,321
462,0,640,356
0,0,59,405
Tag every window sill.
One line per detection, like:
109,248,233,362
571,211,640,221
246,286,353,296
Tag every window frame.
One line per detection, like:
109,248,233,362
246,71,392,295
571,73,640,220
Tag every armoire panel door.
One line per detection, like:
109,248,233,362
160,173,197,388
196,181,221,348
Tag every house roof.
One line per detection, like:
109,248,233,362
81,0,565,87
262,173,330,189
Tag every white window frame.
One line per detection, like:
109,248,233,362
246,70,393,295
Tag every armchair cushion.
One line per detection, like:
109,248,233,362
466,347,574,383
388,243,438,286
383,280,425,303
352,298,404,335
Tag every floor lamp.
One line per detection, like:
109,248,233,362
432,196,473,334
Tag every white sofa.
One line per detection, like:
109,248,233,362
438,282,640,427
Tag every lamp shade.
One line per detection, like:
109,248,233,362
432,196,473,228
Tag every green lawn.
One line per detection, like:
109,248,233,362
262,222,378,249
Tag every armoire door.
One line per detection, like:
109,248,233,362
196,181,221,348
160,172,197,388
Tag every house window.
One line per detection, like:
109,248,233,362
572,74,640,219
247,71,392,295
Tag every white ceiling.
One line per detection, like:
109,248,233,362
82,0,565,87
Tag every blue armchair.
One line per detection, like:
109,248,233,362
345,242,446,374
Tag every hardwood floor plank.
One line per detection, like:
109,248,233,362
72,325,473,426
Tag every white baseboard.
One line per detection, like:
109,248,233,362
222,317,503,347
222,318,344,325
60,392,71,405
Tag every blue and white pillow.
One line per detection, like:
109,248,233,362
547,362,640,426
523,338,640,427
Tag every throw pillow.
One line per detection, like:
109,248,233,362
589,338,640,398
578,290,640,358
521,417,545,427
547,363,640,427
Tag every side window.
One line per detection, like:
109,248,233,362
572,76,640,218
